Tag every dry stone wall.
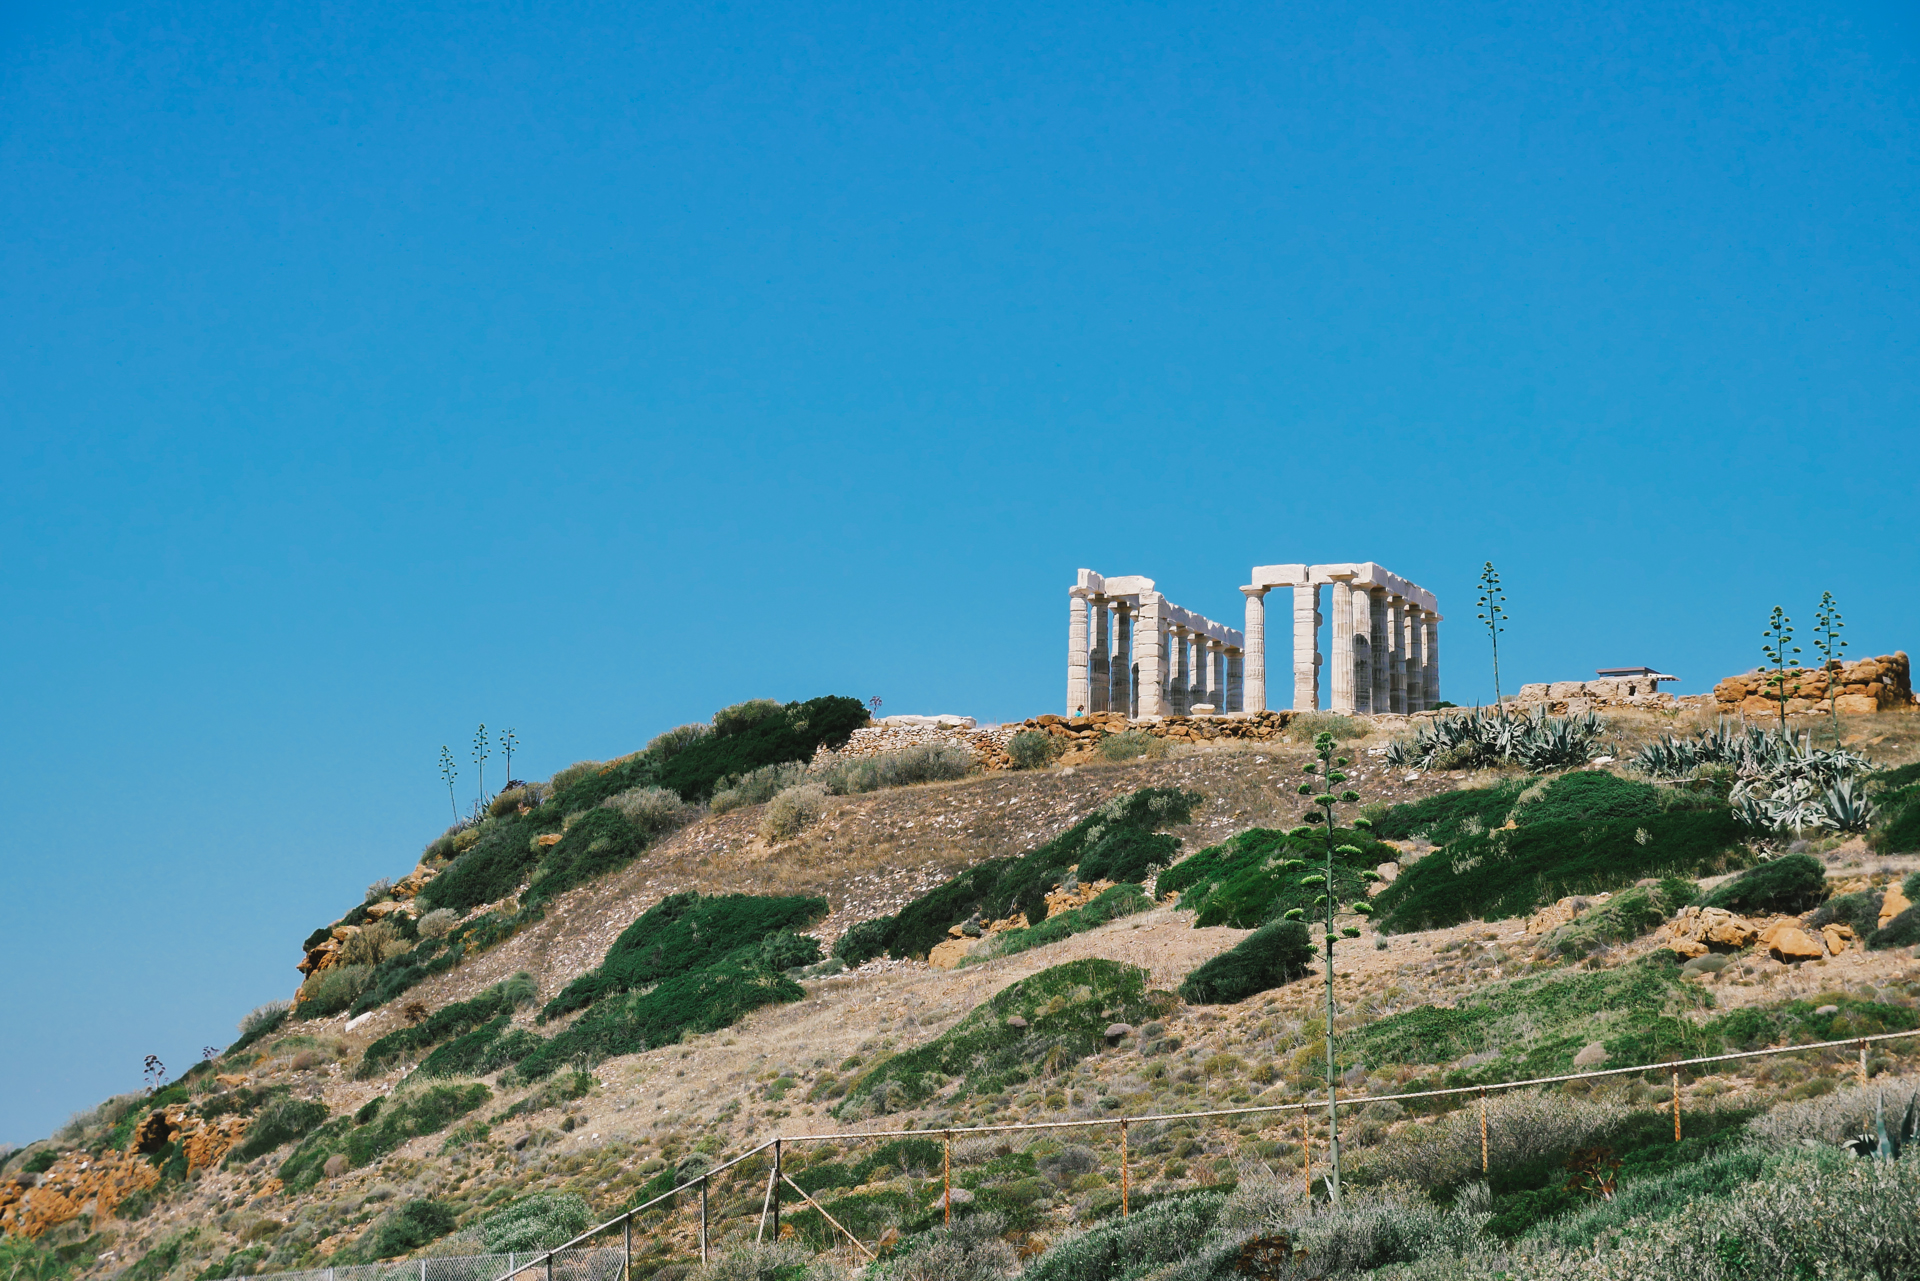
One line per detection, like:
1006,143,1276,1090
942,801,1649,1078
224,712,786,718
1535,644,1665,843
820,721,1022,770
1714,652,1914,717
1511,676,1674,713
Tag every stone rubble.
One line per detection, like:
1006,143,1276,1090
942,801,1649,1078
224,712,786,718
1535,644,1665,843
1712,652,1915,717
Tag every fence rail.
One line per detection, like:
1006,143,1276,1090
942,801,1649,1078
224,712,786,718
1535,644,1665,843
233,1247,625,1281
411,1025,1920,1281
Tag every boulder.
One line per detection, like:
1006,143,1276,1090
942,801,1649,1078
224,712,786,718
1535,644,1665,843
1765,926,1825,963
1881,884,1913,930
928,939,976,971
1835,695,1879,715
1104,1023,1134,1044
1573,1043,1608,1068
1821,924,1856,955
1005,1016,1028,1030
1814,1004,1840,1017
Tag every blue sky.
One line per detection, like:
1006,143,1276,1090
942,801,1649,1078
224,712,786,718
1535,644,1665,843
2,0,1915,1144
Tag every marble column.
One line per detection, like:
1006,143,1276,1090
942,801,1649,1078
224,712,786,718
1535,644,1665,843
1170,626,1191,715
1425,615,1441,708
1226,648,1244,713
1405,607,1426,712
1388,596,1407,713
1211,644,1227,710
1090,598,1110,714
1330,581,1356,713
1067,589,1092,716
1293,584,1322,710
1135,598,1167,717
1366,589,1389,716
1241,587,1269,713
1110,604,1133,719
1190,634,1210,708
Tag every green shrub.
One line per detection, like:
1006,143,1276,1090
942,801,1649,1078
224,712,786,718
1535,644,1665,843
1368,778,1530,842
1178,920,1315,1004
416,811,545,913
654,695,869,802
1157,825,1398,928
599,785,699,836
224,1098,330,1166
480,1191,594,1252
225,1001,291,1056
816,744,974,794
761,930,823,972
1810,890,1882,936
1007,731,1063,770
417,908,459,940
1098,729,1168,762
279,1083,489,1191
358,973,538,1076
833,918,892,968
1374,809,1746,933
973,884,1154,962
417,1015,544,1078
295,964,374,1017
349,1199,457,1260
523,807,648,906
541,892,827,1021
760,783,829,841
836,959,1172,1114
1538,878,1699,957
1700,853,1828,915
1871,906,1920,950
1020,1190,1227,1281
708,761,809,814
1288,711,1367,743
547,760,605,794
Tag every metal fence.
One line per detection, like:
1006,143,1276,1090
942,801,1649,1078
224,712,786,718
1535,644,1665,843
415,1025,1920,1278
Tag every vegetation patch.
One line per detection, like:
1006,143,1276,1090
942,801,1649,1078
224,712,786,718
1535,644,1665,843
967,883,1154,962
278,1083,489,1191
837,787,1200,963
653,696,869,801
1179,920,1316,1004
1699,853,1828,916
357,973,537,1077
1374,809,1746,933
417,1015,545,1078
1537,878,1699,958
222,1097,329,1166
835,959,1173,1115
1156,825,1397,928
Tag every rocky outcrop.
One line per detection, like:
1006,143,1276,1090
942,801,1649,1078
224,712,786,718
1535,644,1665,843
0,1105,249,1237
1512,677,1674,714
1714,653,1915,717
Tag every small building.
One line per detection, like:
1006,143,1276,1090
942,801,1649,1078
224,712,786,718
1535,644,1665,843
1596,667,1678,683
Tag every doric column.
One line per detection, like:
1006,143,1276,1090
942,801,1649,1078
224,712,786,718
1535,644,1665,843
1241,587,1269,713
1293,584,1322,710
1090,597,1110,714
1388,596,1407,713
1330,581,1356,713
1211,644,1227,710
1188,633,1208,708
1366,589,1389,716
1425,615,1441,708
1111,604,1133,719
1404,606,1425,711
1170,626,1191,715
1135,597,1168,717
1226,648,1244,713
1068,589,1092,716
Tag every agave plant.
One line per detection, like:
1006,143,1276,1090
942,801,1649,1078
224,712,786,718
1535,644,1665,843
1841,1091,1920,1160
1384,707,1606,772
1636,721,1875,834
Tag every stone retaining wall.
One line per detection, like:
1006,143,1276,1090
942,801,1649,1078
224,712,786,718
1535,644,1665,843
1509,676,1675,714
1714,652,1914,717
822,722,1023,770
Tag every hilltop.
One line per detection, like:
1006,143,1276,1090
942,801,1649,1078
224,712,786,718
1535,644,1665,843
7,698,1920,1281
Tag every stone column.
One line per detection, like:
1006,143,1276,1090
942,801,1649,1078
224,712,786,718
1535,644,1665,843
1425,615,1441,708
1293,584,1322,710
1367,589,1389,716
1068,589,1092,716
1211,644,1227,710
1241,587,1269,713
1388,596,1407,713
1330,582,1356,713
1226,648,1244,713
1090,598,1110,714
1170,626,1191,715
1405,606,1426,711
1110,604,1133,719
1135,598,1167,717
1188,633,1208,708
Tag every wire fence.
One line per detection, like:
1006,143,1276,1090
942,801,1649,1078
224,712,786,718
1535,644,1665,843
470,1025,1920,1279
232,1249,626,1281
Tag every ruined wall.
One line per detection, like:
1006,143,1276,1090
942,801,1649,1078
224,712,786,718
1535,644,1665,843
1714,652,1914,717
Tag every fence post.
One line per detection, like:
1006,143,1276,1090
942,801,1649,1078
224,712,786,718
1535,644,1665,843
1119,1119,1129,1218
545,1251,552,1281
1478,1090,1488,1175
1302,1118,1311,1197
1672,1070,1681,1142
943,1131,952,1225
1860,1039,1869,1088
700,1177,709,1264
772,1138,783,1241
622,1213,631,1281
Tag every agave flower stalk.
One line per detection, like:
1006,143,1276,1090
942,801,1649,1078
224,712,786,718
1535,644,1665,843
1762,607,1802,735
1812,592,1847,747
1475,562,1510,720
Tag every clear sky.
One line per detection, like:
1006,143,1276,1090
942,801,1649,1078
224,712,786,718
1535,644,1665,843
2,0,1915,1145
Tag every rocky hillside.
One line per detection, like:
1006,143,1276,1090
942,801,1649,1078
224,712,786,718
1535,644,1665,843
8,702,1920,1281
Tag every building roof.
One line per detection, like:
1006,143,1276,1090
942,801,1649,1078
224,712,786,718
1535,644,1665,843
1596,666,1678,681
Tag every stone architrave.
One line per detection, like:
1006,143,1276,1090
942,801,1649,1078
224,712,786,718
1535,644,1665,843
1090,597,1111,714
1241,587,1269,713
1068,589,1092,716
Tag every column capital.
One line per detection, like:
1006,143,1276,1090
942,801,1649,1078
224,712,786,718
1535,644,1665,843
1240,585,1270,599
1070,586,1093,600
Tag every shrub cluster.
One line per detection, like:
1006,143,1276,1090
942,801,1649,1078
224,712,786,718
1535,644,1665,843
838,787,1200,962
1699,852,1828,916
972,883,1154,962
709,761,808,814
760,783,830,841
1157,824,1398,929
1178,919,1316,1004
479,1191,593,1252
223,1097,330,1166
278,1082,489,1191
1537,877,1699,958
653,696,869,801
357,972,537,1076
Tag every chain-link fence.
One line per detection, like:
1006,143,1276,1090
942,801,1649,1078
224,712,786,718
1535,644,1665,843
470,1025,1920,1278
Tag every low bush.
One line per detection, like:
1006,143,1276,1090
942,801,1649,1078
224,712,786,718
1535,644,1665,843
868,1211,1017,1281
1178,920,1315,1004
1287,711,1367,743
1374,809,1746,933
1700,853,1828,915
1367,777,1529,843
225,1001,291,1056
417,1014,544,1078
760,783,829,841
816,744,974,794
359,973,538,1076
479,1191,594,1253
1098,729,1169,762
1872,905,1920,950
224,1098,330,1166
523,807,648,906
340,920,411,967
416,811,545,913
836,959,1172,1114
542,892,827,1021
1020,1191,1227,1281
972,883,1154,962
278,1082,489,1191
295,964,374,1018
1007,730,1064,770
1157,825,1398,929
416,908,460,940
1538,878,1698,957
348,1199,457,1260
546,761,605,795
832,917,892,968
708,761,808,814
1810,889,1882,936
600,785,700,837
653,695,869,802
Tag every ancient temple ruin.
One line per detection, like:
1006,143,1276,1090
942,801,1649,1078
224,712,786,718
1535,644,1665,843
1068,563,1441,717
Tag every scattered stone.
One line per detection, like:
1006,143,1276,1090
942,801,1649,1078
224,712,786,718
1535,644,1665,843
1573,1043,1609,1068
1006,1016,1029,1030
1764,925,1825,963
1881,884,1913,930
1814,1004,1840,1017
1104,1023,1134,1044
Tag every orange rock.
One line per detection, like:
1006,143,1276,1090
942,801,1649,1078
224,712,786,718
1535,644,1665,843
1766,926,1824,963
1881,884,1913,930
1821,923,1855,955
535,833,562,847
